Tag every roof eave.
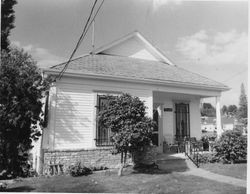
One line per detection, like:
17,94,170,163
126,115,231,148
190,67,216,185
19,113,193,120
43,69,230,92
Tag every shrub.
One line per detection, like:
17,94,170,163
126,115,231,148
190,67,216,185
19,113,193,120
213,129,247,164
0,49,51,177
89,165,108,171
68,162,92,177
198,153,218,163
200,136,209,151
98,93,155,176
201,133,217,151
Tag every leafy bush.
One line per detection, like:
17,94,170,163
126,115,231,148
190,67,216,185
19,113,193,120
200,133,217,151
0,48,51,177
68,162,92,177
89,165,108,171
213,130,247,164
98,93,155,176
200,136,209,151
198,153,218,163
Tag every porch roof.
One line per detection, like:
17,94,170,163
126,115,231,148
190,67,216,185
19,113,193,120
45,54,229,91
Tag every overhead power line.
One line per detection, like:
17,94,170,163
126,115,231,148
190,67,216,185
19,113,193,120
222,67,248,83
57,0,98,80
57,0,104,80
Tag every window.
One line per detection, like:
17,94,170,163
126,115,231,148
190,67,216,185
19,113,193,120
95,95,114,146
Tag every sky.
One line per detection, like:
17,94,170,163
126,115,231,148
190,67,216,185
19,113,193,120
10,0,248,107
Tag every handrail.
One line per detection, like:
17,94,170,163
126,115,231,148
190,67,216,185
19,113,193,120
184,139,202,168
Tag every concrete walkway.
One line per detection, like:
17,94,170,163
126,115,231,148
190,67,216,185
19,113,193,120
156,153,246,188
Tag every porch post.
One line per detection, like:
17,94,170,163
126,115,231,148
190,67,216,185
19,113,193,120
147,92,153,118
48,82,57,150
216,96,222,138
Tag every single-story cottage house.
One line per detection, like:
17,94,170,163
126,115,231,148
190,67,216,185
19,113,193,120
35,31,229,174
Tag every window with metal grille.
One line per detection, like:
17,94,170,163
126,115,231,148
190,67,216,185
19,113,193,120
95,95,114,146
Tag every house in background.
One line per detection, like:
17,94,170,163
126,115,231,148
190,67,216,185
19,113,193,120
201,117,217,132
201,116,235,134
221,116,235,131
35,31,229,174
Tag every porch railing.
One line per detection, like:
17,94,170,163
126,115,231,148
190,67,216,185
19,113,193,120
184,138,203,168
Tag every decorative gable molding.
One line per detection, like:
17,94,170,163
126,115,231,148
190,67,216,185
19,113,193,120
92,31,175,66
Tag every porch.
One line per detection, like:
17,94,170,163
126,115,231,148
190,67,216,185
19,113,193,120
152,90,223,153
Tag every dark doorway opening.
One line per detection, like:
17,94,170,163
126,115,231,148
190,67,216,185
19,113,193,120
175,103,190,140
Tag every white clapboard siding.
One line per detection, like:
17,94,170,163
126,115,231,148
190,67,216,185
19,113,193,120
53,84,95,150
49,78,153,151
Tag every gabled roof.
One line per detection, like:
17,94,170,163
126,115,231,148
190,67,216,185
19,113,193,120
46,54,229,91
92,31,175,65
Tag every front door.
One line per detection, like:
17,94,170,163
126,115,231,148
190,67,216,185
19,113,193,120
175,103,190,140
152,109,159,146
152,105,163,153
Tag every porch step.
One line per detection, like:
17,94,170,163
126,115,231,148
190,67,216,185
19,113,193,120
156,153,187,161
156,153,190,173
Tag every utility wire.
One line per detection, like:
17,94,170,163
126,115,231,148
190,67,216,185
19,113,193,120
76,0,104,55
57,0,98,80
222,67,247,83
57,0,101,80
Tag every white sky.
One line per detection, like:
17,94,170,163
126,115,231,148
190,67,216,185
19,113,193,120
10,0,248,107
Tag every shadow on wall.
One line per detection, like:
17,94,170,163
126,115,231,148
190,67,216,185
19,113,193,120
53,89,93,148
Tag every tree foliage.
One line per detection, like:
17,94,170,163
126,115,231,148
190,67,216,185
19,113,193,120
201,103,216,117
237,83,247,120
1,0,17,52
213,129,247,164
221,105,238,116
227,105,238,116
98,93,155,175
0,48,51,178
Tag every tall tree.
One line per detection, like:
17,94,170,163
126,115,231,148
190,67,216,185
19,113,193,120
227,105,238,116
237,83,248,119
201,103,216,117
1,0,17,52
0,48,51,178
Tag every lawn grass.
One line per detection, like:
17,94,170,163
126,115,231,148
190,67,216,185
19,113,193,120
199,163,247,180
5,167,246,193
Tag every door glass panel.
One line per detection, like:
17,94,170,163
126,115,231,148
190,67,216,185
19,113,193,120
175,103,190,140
152,109,159,146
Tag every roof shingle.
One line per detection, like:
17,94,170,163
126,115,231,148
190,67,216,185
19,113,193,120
48,54,229,90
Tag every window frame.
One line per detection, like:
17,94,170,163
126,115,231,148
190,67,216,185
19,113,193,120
95,92,119,147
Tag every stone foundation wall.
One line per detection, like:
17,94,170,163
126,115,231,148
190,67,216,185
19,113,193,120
42,146,158,175
43,148,121,175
